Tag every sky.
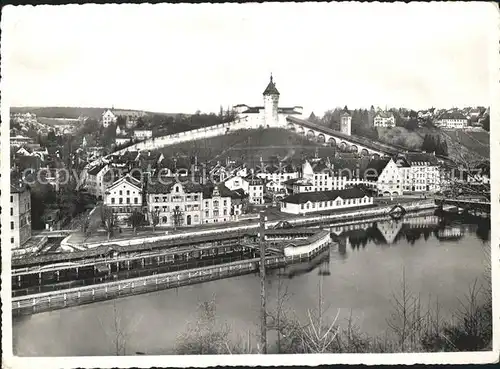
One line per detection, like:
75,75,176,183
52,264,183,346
2,2,498,116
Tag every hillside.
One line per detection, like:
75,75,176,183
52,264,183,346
376,127,424,150
10,107,186,120
157,128,331,165
440,130,489,161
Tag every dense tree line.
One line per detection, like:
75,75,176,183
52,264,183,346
421,134,448,156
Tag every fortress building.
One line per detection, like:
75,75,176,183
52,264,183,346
233,75,304,128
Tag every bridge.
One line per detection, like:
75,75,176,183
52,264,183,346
437,198,491,215
286,116,410,156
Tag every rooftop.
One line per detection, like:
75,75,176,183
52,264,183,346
282,187,369,204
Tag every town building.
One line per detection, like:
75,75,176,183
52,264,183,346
280,187,373,215
104,174,143,221
435,112,468,129
255,162,299,194
146,181,235,227
133,129,153,140
365,158,403,196
10,183,32,249
224,175,250,193
395,153,441,193
373,111,396,128
102,109,117,128
10,135,35,147
233,75,304,128
85,163,121,200
246,176,264,204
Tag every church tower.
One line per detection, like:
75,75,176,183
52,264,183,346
263,74,280,127
340,106,352,136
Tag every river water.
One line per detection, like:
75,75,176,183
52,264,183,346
13,212,491,356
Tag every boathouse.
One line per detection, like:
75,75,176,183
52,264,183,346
279,187,373,215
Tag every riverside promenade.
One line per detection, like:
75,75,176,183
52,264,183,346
61,199,437,251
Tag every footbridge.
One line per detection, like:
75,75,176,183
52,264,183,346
437,198,491,215
286,116,409,156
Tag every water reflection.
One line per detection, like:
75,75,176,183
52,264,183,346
329,211,489,256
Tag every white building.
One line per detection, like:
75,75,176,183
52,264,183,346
233,75,303,128
133,129,153,140
395,154,441,193
436,112,468,129
373,111,396,128
146,181,234,227
365,158,403,196
247,176,264,204
85,164,121,200
224,175,250,193
10,184,32,249
255,163,299,193
102,109,117,128
104,174,143,221
280,188,373,215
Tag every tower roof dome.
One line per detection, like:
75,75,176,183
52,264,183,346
263,74,280,96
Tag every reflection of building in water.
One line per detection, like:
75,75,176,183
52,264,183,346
404,215,440,228
436,226,464,241
376,220,404,244
331,222,371,236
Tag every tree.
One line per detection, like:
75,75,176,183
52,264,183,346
97,300,143,355
405,118,419,131
175,295,231,354
172,206,184,230
149,208,160,232
100,205,117,240
101,123,117,148
116,115,127,129
127,211,145,235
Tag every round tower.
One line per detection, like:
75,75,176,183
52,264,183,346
263,74,280,127
340,106,352,136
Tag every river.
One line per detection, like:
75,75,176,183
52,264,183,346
12,212,491,356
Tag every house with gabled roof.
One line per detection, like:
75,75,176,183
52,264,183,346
373,111,396,128
365,157,402,196
104,174,143,221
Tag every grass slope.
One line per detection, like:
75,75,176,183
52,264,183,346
441,130,490,161
158,128,332,164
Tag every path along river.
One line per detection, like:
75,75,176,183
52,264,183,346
13,212,491,355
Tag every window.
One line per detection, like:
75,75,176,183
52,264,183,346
336,199,342,206
111,198,115,204
175,186,179,193
10,208,13,216
205,210,209,217
119,190,122,195
126,198,130,204
10,196,13,203
162,216,168,223
134,198,138,204
11,221,14,230
127,190,130,195
163,196,167,202
301,204,304,210
11,237,14,244
119,198,123,204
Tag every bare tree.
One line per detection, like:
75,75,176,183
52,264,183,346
100,205,117,240
149,208,160,232
175,294,231,354
127,211,144,235
97,300,143,355
172,206,184,231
